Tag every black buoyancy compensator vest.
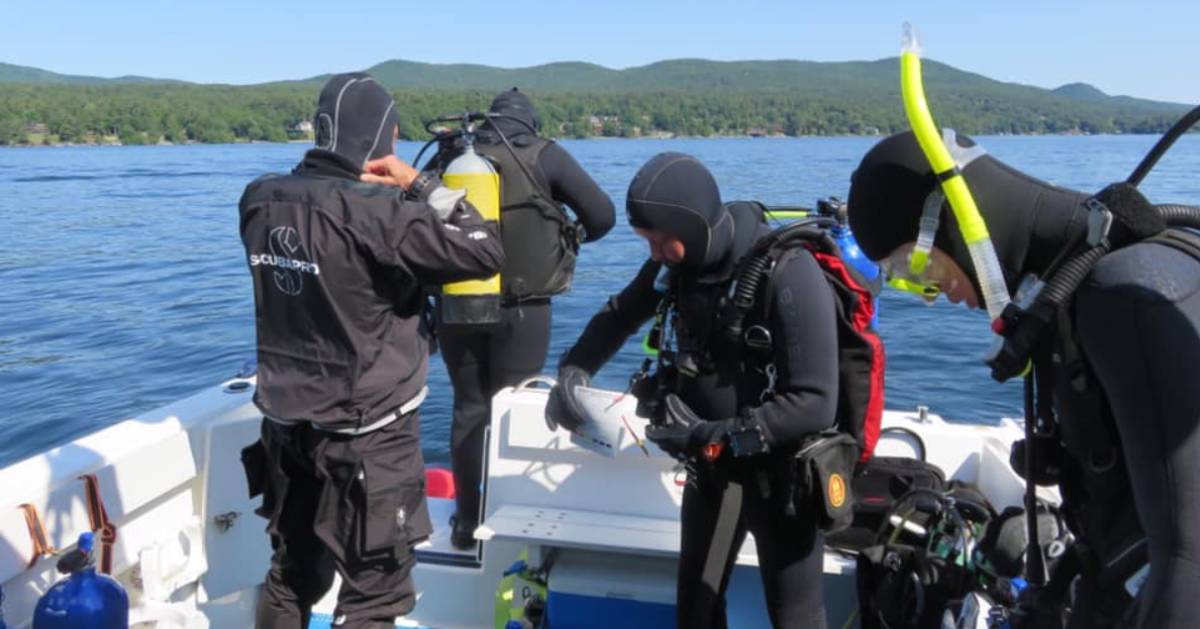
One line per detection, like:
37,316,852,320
721,215,887,463
474,138,580,301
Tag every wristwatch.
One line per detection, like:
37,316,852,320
405,171,439,202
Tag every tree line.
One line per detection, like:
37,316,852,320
0,83,1183,146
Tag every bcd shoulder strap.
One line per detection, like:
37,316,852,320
1047,227,1200,474
478,138,576,232
1147,226,1200,260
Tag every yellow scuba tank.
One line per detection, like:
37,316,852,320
441,139,502,324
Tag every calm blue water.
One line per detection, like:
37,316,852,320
2,135,1198,467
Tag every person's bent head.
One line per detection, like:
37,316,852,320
626,152,734,272
846,131,1088,309
313,73,399,171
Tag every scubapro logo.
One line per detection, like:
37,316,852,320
249,226,320,296
828,472,847,509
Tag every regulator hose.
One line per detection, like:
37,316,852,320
413,111,539,177
412,136,441,169
724,253,772,344
1127,104,1200,187
723,217,835,344
1039,244,1111,306
1156,203,1200,225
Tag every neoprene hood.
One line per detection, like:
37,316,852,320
313,73,398,170
488,88,540,135
847,131,1089,289
626,152,734,272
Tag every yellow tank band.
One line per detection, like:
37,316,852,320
763,210,811,220
443,171,500,222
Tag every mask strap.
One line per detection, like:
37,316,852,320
904,131,984,278
908,190,944,276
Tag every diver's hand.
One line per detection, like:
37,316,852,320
645,394,729,461
362,155,418,189
545,366,590,432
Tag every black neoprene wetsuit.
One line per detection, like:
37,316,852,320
560,205,840,629
1065,241,1200,628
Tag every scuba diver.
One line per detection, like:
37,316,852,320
847,129,1200,628
239,73,503,628
426,88,615,549
547,152,843,628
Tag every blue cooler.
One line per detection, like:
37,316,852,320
544,550,675,628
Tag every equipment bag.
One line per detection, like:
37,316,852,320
793,431,859,532
826,455,947,551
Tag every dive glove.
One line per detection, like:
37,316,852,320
545,366,590,432
645,394,730,461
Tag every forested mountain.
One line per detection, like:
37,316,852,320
0,62,179,85
0,58,1188,146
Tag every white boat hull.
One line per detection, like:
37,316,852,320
0,376,1057,628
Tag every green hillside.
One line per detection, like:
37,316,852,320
0,62,179,85
357,57,1186,113
0,58,1190,146
1052,81,1184,113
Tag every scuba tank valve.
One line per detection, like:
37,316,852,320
823,197,882,326
33,532,128,629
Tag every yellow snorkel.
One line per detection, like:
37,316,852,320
900,23,1011,322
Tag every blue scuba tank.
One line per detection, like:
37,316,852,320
33,531,128,629
831,223,881,327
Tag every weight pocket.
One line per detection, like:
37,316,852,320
357,461,418,558
241,439,269,500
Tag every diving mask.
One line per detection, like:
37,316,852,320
883,189,944,300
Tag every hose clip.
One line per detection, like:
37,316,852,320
1085,197,1114,247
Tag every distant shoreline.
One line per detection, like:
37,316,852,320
0,131,1173,150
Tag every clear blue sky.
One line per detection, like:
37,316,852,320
4,0,1197,103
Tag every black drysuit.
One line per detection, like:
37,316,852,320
561,200,839,629
847,131,1200,629
239,74,505,629
436,91,615,533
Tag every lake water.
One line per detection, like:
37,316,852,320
2,134,1198,467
